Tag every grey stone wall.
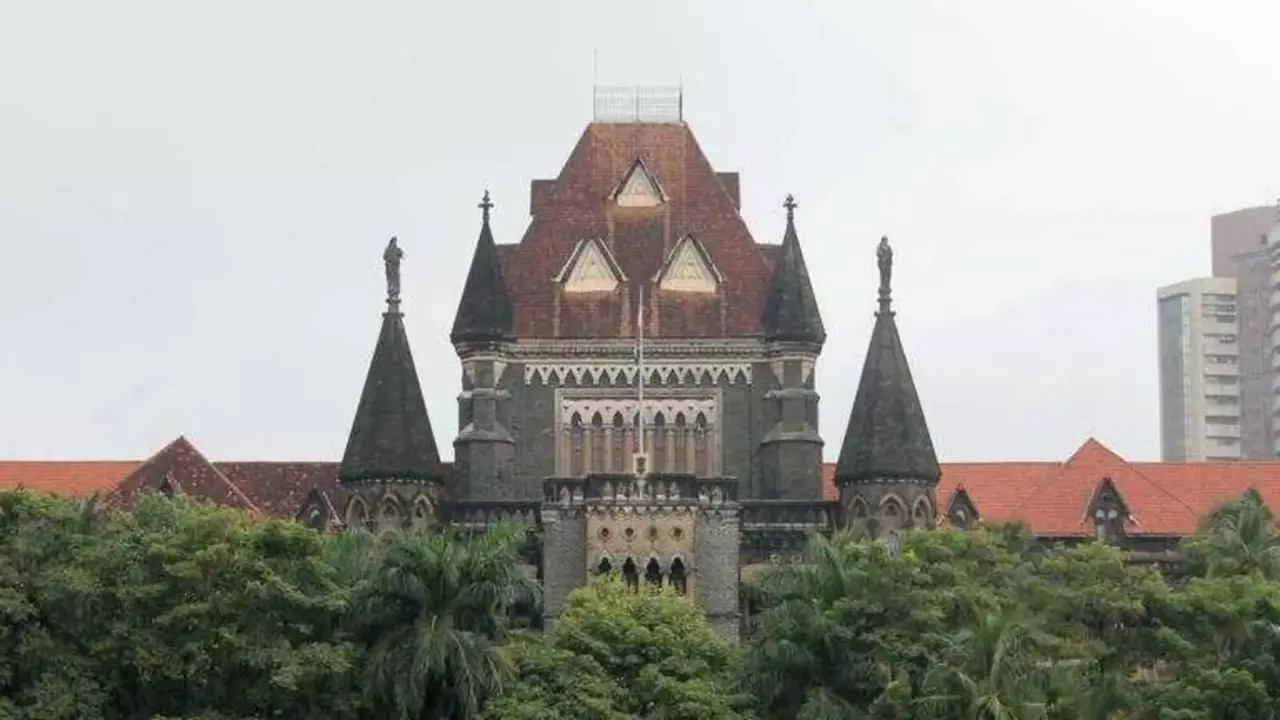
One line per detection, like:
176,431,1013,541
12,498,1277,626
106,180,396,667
539,506,586,629
695,507,742,640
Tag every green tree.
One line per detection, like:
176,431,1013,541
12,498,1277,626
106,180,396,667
488,577,750,720
1185,489,1280,579
80,493,359,719
918,613,1049,720
345,523,539,720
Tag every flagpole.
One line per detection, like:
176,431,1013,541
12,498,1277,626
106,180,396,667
636,284,646,469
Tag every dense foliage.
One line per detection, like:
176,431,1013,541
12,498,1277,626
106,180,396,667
0,488,1278,718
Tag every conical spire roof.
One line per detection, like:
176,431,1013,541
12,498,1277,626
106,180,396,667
451,191,514,344
340,238,444,484
834,237,940,484
761,195,825,344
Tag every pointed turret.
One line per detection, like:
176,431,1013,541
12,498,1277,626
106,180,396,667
835,237,939,484
340,238,445,485
835,238,939,535
451,190,514,346
758,195,825,499
761,195,825,345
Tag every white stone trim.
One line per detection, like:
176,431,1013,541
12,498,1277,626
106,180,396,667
524,362,751,386
561,396,718,425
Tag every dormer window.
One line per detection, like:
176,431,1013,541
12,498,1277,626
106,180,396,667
655,235,721,294
611,159,666,208
555,237,626,294
1087,477,1129,544
946,488,980,530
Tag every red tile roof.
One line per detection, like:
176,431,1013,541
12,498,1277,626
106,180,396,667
503,123,774,339
0,461,138,497
825,437,1280,537
4,437,1277,538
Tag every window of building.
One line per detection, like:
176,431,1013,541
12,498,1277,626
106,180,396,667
669,558,687,596
674,413,689,473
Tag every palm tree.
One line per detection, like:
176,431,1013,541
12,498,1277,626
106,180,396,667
1199,488,1280,578
343,522,540,720
918,613,1048,720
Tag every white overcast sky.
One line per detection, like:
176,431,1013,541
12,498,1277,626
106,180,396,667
2,0,1279,463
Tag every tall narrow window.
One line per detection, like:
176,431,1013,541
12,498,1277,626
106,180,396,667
653,413,667,471
694,413,709,477
674,413,689,473
622,558,639,591
570,413,585,476
645,558,662,588
669,558,687,596
591,413,605,473
612,412,626,473
597,557,613,575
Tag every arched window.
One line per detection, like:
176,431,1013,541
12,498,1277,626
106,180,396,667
570,413,585,476
590,413,605,473
912,498,931,527
653,413,667,471
674,413,688,473
378,498,401,534
612,412,626,473
669,558,688,596
412,496,432,530
694,413,709,476
622,558,640,590
645,557,663,589
597,556,613,575
881,496,904,533
345,497,369,529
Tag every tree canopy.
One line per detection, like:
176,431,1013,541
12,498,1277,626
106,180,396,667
0,487,1278,719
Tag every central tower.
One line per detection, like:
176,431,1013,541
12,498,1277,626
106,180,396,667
448,107,828,629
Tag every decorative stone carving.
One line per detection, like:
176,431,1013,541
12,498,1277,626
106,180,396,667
525,362,751,386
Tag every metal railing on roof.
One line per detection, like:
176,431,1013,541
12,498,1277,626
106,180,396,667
593,86,683,124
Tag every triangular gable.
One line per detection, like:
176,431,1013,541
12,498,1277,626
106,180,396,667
611,159,666,208
945,486,980,528
1007,438,1196,537
555,238,626,294
108,436,262,517
296,487,343,530
655,235,722,294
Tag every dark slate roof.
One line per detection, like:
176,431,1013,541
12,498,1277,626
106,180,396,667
340,306,444,483
451,195,515,344
760,200,825,344
834,271,939,484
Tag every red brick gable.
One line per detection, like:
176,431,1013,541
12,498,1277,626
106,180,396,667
108,437,262,517
502,123,773,339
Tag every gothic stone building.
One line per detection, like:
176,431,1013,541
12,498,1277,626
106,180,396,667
334,118,942,635
7,116,1280,635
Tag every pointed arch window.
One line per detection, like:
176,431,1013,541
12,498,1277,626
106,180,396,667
674,413,689,473
912,497,932,528
653,413,668,471
590,413,605,474
645,558,663,588
345,497,370,530
612,412,627,473
570,413,585,476
669,557,688,596
694,413,709,476
622,557,639,591
377,498,401,534
881,496,905,533
597,556,613,575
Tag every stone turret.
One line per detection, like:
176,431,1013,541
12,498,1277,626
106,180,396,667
339,237,447,531
834,237,940,537
758,195,825,499
451,191,517,501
